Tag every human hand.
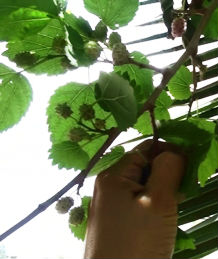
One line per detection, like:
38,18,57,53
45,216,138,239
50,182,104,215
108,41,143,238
84,140,186,259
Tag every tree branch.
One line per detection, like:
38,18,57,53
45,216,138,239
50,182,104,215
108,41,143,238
128,59,164,74
0,128,120,242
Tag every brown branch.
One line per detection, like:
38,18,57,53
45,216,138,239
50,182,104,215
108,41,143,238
0,128,120,242
140,0,218,114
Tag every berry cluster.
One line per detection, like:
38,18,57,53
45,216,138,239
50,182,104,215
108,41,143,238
55,197,85,226
171,17,187,38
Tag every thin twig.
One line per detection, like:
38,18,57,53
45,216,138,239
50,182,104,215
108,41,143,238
128,59,164,74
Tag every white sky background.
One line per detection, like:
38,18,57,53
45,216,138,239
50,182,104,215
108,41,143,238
0,1,217,258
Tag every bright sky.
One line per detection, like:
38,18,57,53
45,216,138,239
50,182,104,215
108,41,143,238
0,1,217,258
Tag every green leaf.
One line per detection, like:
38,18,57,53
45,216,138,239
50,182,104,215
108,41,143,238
83,0,139,29
0,0,58,18
175,228,196,251
204,8,218,40
0,7,50,41
89,146,125,176
134,111,153,135
54,0,68,12
167,65,192,100
49,141,89,170
64,12,93,38
95,72,138,130
4,19,65,59
0,63,32,132
47,82,116,159
3,19,71,75
114,51,153,109
198,138,218,186
155,90,173,120
70,196,91,241
158,119,213,147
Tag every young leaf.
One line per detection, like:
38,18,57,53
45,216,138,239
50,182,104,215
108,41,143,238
69,196,91,241
0,64,32,132
89,146,125,176
159,0,174,36
0,7,50,41
154,90,172,120
47,82,116,159
114,51,153,108
175,228,196,251
134,111,153,135
95,72,138,130
49,141,90,170
83,0,139,29
167,65,192,100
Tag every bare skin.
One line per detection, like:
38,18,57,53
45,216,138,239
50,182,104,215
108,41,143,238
84,140,186,259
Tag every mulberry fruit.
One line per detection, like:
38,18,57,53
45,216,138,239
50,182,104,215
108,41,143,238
69,206,85,226
93,21,108,41
55,103,72,118
55,197,74,214
84,41,101,60
109,32,121,49
171,18,187,38
79,104,95,121
69,127,90,142
112,43,129,65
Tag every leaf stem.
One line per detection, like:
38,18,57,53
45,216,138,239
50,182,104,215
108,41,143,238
128,59,164,74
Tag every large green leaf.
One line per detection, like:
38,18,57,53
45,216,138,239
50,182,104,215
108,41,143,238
0,7,50,41
114,51,153,109
0,64,32,132
95,72,138,130
3,19,72,75
89,146,125,176
83,0,139,29
69,196,91,241
47,82,116,159
167,65,192,100
49,141,89,170
159,119,216,196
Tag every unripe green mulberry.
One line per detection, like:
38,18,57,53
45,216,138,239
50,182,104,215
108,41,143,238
69,206,85,226
79,104,95,120
93,21,108,41
109,32,121,49
55,103,72,118
94,118,106,130
69,127,90,142
84,41,101,60
55,197,74,214
112,43,129,65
